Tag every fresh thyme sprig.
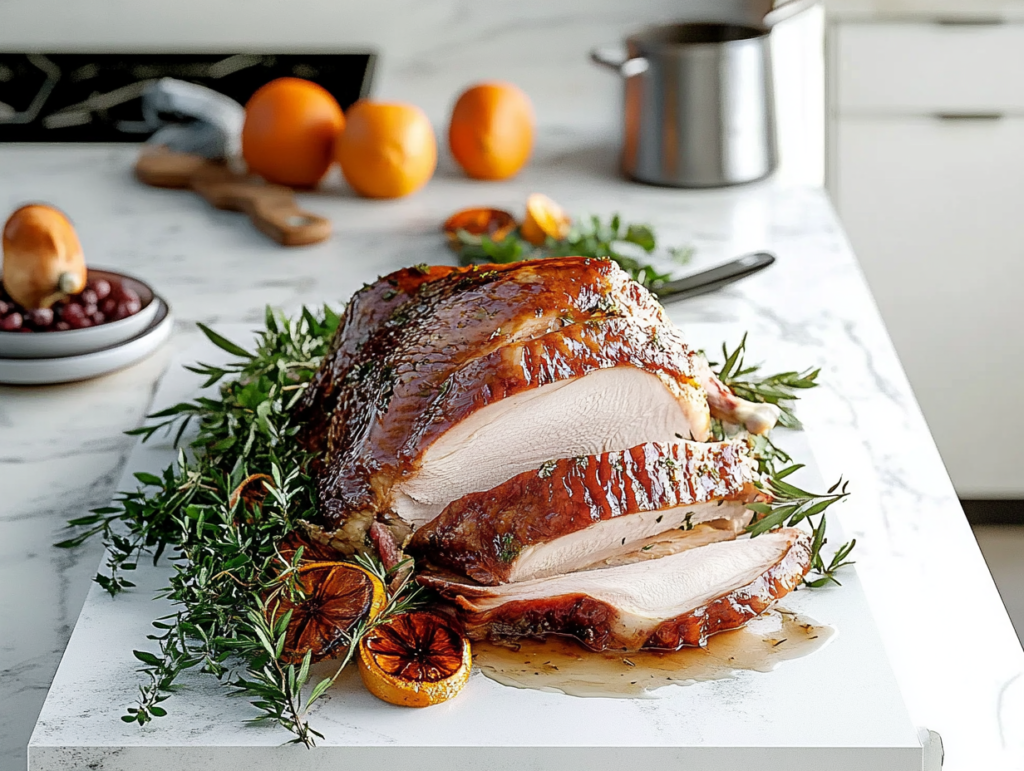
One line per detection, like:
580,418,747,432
454,213,693,288
55,306,342,593
713,333,820,429
56,305,420,744
746,465,856,587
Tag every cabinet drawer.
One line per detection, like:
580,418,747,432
834,115,1024,495
835,22,1024,114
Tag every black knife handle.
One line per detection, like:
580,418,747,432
653,251,775,304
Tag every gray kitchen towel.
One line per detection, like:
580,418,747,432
141,78,244,160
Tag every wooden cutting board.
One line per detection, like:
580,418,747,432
134,148,331,247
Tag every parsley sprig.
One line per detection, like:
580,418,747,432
454,213,693,288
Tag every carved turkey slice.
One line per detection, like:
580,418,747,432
297,257,713,553
422,528,811,652
409,439,762,585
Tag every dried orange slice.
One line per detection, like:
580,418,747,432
520,193,571,245
442,207,517,251
270,562,385,663
359,611,471,707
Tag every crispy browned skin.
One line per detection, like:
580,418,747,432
409,440,758,585
295,257,707,552
422,529,811,652
294,264,462,454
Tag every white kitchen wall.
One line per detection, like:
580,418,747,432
0,0,824,184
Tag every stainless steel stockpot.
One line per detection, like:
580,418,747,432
592,22,778,188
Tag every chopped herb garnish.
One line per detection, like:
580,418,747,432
496,533,521,564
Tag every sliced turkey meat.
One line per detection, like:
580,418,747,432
409,439,762,585
422,528,811,652
296,257,711,553
391,317,712,529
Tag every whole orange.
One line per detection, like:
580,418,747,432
336,101,437,199
242,78,344,188
448,82,534,180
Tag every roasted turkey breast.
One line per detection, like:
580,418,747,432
294,255,806,654
409,439,761,585
298,258,712,553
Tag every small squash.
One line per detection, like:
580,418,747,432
2,204,87,309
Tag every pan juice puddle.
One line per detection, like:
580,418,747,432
473,608,833,698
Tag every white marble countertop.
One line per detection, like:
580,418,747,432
2,137,1023,770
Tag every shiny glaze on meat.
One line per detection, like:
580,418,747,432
294,263,461,454
423,529,811,652
295,257,708,552
410,440,759,585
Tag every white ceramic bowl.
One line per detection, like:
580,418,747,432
0,269,160,360
0,298,173,385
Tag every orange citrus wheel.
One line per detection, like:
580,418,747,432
520,193,571,245
442,207,517,250
241,77,344,188
270,562,385,663
359,611,471,707
448,82,534,181
335,101,437,199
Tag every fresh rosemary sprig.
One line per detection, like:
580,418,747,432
454,213,693,288
713,333,820,429
746,465,856,587
710,336,855,585
55,305,432,744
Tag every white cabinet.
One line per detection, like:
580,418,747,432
834,22,1024,113
828,22,1024,497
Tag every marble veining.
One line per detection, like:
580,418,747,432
0,135,1021,770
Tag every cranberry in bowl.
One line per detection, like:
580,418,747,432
0,269,159,360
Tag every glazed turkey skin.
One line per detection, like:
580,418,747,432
409,439,762,585
296,257,713,553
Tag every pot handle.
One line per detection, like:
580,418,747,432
763,0,819,27
589,47,649,77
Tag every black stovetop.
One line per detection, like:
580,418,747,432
0,52,375,142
